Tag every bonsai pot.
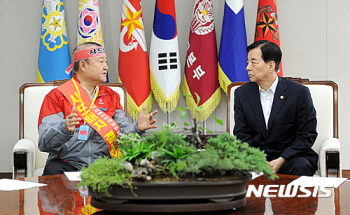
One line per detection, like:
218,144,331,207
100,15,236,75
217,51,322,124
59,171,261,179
89,172,252,213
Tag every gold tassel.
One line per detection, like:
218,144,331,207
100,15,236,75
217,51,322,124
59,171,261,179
182,75,222,122
126,93,153,120
218,62,232,95
150,70,180,113
119,76,153,120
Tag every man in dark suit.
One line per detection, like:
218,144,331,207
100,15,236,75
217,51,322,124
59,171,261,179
233,40,318,176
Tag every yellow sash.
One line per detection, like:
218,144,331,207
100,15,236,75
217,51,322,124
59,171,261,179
57,79,122,158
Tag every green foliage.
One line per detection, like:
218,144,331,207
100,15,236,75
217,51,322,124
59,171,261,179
79,157,134,198
118,126,276,180
118,133,156,163
142,125,187,150
176,93,223,135
175,107,189,120
210,115,223,126
140,126,197,177
205,133,276,179
169,133,276,180
154,138,197,177
80,125,278,198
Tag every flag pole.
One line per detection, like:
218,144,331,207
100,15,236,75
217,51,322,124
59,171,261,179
203,121,207,135
167,112,170,125
166,103,170,124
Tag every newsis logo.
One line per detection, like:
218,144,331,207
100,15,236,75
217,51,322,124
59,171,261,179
246,185,332,198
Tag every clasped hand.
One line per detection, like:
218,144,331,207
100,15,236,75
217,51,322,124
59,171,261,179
268,157,286,174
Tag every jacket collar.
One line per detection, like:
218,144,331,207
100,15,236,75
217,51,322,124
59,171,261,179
248,76,288,136
248,83,268,136
72,74,102,98
267,76,288,132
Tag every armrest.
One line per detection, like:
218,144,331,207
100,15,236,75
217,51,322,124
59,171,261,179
13,139,36,178
319,138,341,177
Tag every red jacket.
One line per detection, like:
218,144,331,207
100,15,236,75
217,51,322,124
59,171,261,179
38,75,142,169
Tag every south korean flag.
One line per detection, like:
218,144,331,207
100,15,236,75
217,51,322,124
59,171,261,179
149,0,181,113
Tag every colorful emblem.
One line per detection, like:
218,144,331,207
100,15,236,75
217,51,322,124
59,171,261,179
78,7,99,39
191,0,215,35
255,5,279,41
121,5,144,39
254,0,282,76
119,3,147,52
41,1,68,51
77,0,105,81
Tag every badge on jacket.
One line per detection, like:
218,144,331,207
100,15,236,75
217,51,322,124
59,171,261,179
78,124,89,140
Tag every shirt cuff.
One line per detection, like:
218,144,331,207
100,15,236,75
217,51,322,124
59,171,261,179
135,122,146,136
61,120,74,135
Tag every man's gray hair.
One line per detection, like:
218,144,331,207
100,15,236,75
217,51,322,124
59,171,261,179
73,42,103,72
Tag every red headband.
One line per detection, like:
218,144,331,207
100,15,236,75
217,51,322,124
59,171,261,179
65,47,106,74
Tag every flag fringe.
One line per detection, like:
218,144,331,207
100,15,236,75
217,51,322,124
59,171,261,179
119,76,153,120
218,62,232,94
182,75,221,122
150,70,180,113
126,93,153,120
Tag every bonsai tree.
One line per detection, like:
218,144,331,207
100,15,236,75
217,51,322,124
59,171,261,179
79,93,277,198
79,124,277,198
175,93,223,148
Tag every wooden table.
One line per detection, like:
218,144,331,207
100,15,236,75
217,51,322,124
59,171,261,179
0,174,348,215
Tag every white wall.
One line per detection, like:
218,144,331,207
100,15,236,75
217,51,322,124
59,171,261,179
1,0,349,173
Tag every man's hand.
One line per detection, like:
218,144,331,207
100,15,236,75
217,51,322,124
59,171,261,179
268,157,286,174
137,105,158,131
64,106,82,133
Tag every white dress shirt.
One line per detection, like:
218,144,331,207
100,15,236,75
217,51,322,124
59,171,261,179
259,77,279,128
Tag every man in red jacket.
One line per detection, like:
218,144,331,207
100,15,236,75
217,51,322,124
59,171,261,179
38,42,158,175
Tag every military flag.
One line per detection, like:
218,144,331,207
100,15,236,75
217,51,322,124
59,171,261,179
254,0,283,76
183,0,221,122
218,0,249,94
37,0,71,83
118,0,152,120
77,0,104,45
149,0,181,113
77,0,108,81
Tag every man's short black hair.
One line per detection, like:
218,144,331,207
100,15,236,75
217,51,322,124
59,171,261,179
247,40,282,73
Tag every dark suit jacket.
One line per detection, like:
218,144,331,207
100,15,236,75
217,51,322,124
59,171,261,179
233,77,318,169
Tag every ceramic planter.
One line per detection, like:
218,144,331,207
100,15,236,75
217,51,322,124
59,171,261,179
89,172,252,213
